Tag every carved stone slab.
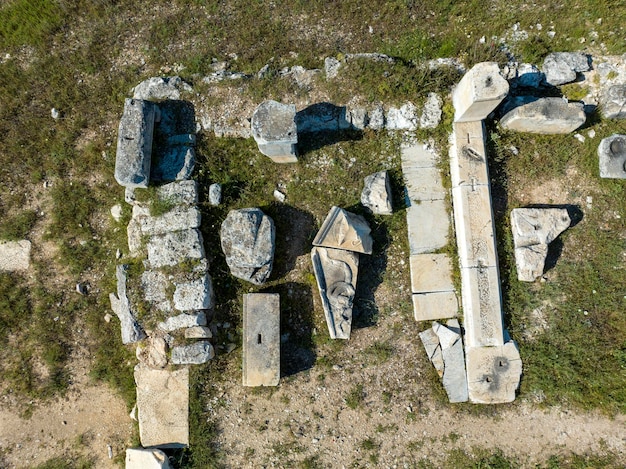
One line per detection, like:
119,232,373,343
460,266,504,348
466,342,522,404
450,121,490,188
313,206,372,254
598,134,626,179
311,246,359,339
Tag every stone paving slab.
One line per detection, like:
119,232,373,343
0,240,31,271
400,142,439,169
404,166,447,201
134,205,202,236
409,254,455,294
450,121,490,188
460,266,504,348
451,185,498,268
412,291,458,321
406,200,450,255
243,293,280,386
134,364,189,448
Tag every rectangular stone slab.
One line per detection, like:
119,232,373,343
451,185,498,268
460,266,505,348
147,228,205,268
134,364,189,448
243,293,280,386
406,200,450,255
450,121,490,188
401,142,439,169
403,166,447,202
409,253,455,293
412,291,458,321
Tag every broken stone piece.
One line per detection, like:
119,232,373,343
251,100,298,163
109,265,146,344
132,76,190,101
208,183,222,206
114,98,156,188
170,341,214,365
500,97,586,134
600,84,626,120
542,52,590,86
598,134,626,179
134,364,189,448
313,206,372,254
147,228,205,269
184,326,212,339
419,328,444,376
243,293,280,386
311,247,359,340
433,321,468,403
136,337,168,369
465,342,522,404
220,208,275,285
156,180,199,206
511,208,571,281
141,270,173,313
0,240,31,272
133,204,201,236
420,92,443,129
453,62,509,123
361,171,393,215
158,312,207,332
125,448,173,469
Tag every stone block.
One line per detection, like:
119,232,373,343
243,293,280,386
134,364,189,448
156,180,199,206
184,326,212,339
147,229,205,268
115,98,156,188
173,272,214,311
459,266,504,348
313,206,372,254
598,134,626,178
141,270,172,313
433,322,469,403
450,121,490,188
453,62,509,123
0,240,31,271
400,142,439,169
600,85,626,120
109,265,146,344
451,185,498,268
125,448,172,469
311,247,359,339
419,328,443,376
409,254,455,294
171,341,214,365
158,312,207,332
412,291,458,322
403,166,447,202
406,200,450,255
500,97,586,134
251,100,298,163
361,171,393,215
134,205,201,236
466,342,522,404
542,52,590,86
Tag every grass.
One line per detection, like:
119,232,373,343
345,384,365,409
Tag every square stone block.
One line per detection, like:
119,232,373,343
147,229,205,268
401,142,439,169
452,185,498,268
243,293,280,386
134,365,189,448
466,342,522,404
409,253,455,293
598,134,626,179
460,266,504,348
450,121,490,188
406,200,450,255
453,62,509,123
412,291,458,321
404,166,447,202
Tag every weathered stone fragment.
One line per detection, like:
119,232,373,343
324,57,342,79
311,247,359,340
361,171,393,215
173,272,214,312
500,97,585,134
466,342,522,404
158,312,207,332
600,85,626,120
208,183,222,206
542,52,590,86
125,448,173,469
0,240,31,271
434,321,468,403
220,208,275,285
109,265,146,344
141,270,172,313
133,76,191,101
412,291,458,322
171,341,214,365
134,364,189,448
136,337,168,369
312,206,372,254
419,328,444,376
405,200,449,255
368,104,385,130
115,98,156,188
409,254,455,294
598,134,626,178
386,102,418,131
147,228,205,268
453,62,509,123
133,205,201,236
184,326,212,339
511,208,571,281
243,293,280,386
450,121,489,188
156,180,199,206
251,100,298,163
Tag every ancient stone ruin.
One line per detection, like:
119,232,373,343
598,134,626,178
242,293,280,386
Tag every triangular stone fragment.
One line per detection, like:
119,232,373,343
311,246,359,339
313,206,372,254
419,328,443,376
